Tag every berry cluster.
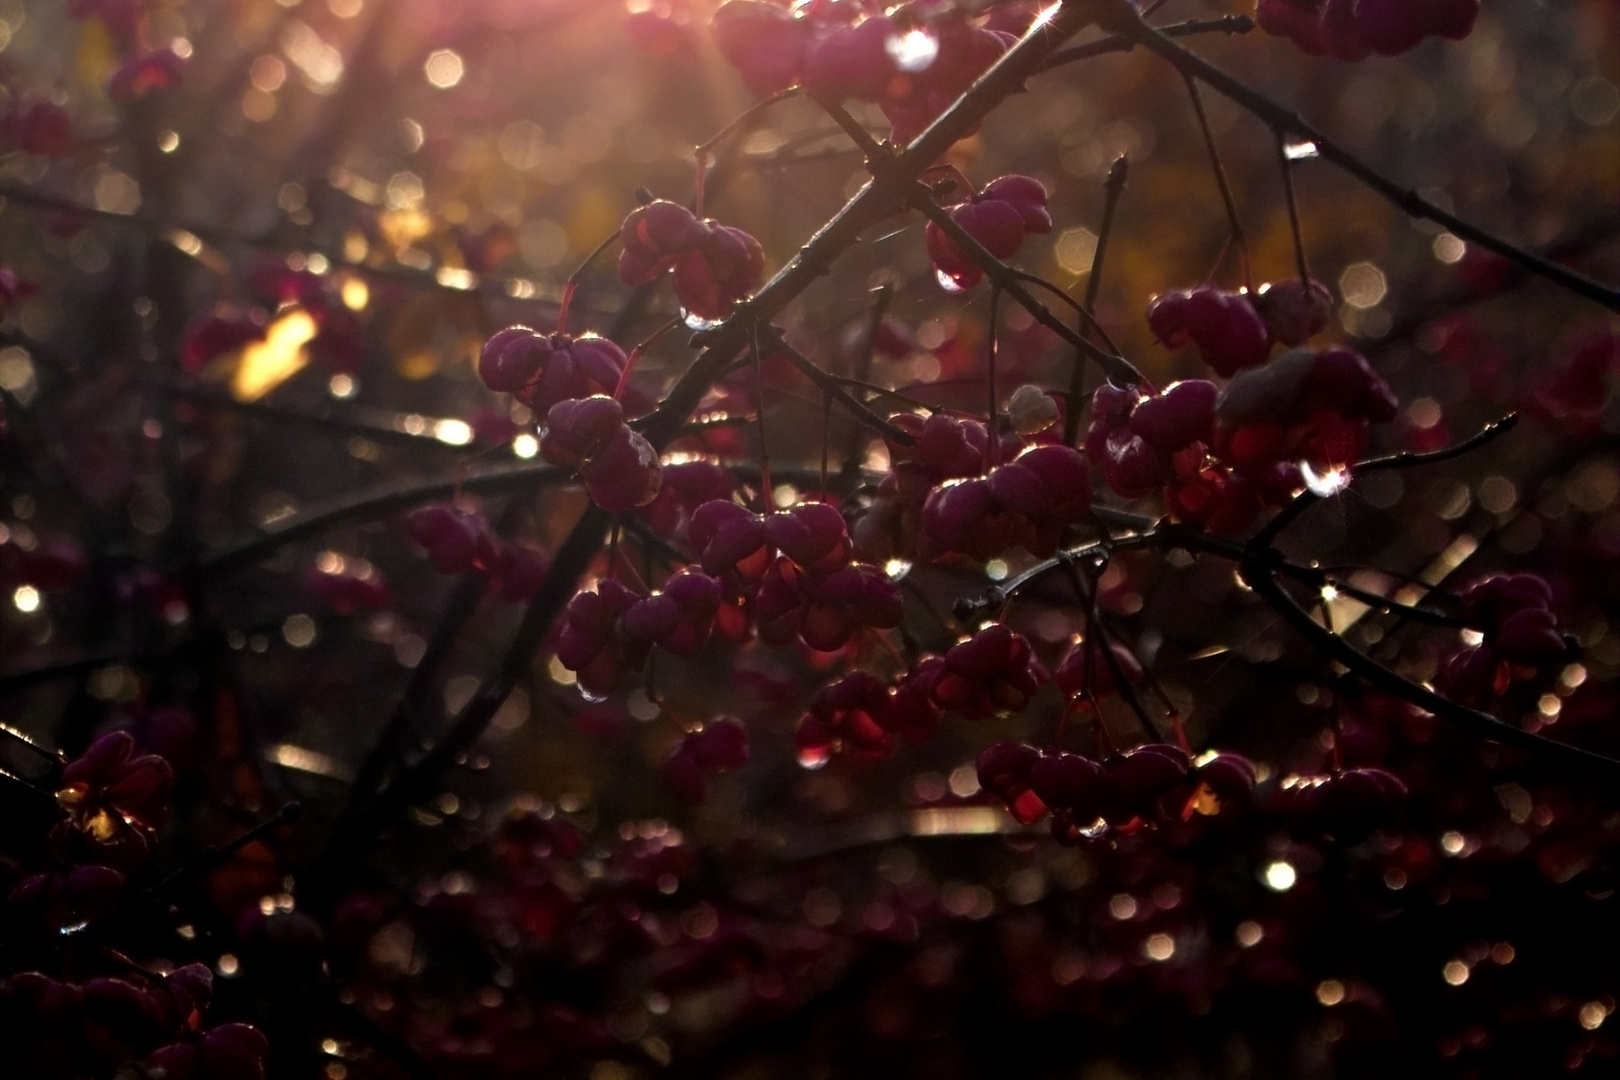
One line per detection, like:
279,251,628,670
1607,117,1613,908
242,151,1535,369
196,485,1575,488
616,200,765,321
1147,278,1333,376
1,965,267,1080
1284,767,1407,843
1087,344,1398,533
1437,573,1570,708
712,1,1015,143
557,568,724,699
478,327,629,415
662,717,751,803
925,175,1053,292
857,406,1090,564
1258,0,1479,60
3,732,269,1080
540,395,664,512
407,504,550,601
976,739,1258,841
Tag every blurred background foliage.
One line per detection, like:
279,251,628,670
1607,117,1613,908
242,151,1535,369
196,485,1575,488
1,0,1620,1077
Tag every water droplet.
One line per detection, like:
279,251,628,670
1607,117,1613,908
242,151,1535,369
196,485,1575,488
1300,461,1351,497
935,269,967,294
796,745,831,770
1284,138,1319,160
682,309,722,331
886,29,939,73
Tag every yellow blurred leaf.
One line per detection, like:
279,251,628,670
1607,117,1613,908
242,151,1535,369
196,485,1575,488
566,187,620,256
233,310,317,401
76,20,119,94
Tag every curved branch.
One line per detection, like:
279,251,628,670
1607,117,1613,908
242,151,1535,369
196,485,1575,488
1242,553,1620,782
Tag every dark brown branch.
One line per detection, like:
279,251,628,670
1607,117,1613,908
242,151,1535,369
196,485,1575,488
1037,14,1256,72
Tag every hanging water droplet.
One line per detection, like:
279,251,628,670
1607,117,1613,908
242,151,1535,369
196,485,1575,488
682,309,722,331
1300,461,1351,497
796,744,831,770
935,268,967,294
1284,138,1319,160
577,686,609,705
886,28,939,73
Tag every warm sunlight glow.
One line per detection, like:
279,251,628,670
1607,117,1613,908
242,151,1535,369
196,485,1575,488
233,309,317,401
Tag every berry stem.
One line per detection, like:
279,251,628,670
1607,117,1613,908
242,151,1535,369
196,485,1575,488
1065,154,1127,445
843,284,893,476
1275,130,1312,287
1183,73,1250,291
750,327,773,511
986,284,1002,470
1065,558,1165,744
0,720,60,763
764,328,918,446
614,316,683,401
909,190,1145,388
693,87,802,218
556,227,623,335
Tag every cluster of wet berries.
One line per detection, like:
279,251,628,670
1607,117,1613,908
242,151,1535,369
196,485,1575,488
795,623,1043,765
925,175,1053,291
1148,280,1334,376
854,400,1090,564
478,326,665,511
1437,573,1571,708
405,504,550,601
2,732,269,1080
976,739,1259,840
1087,344,1398,533
559,499,903,699
617,200,766,322
712,0,1019,143
1258,0,1478,60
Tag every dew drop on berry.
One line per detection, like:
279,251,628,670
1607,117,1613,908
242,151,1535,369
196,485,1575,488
936,269,968,294
577,686,609,705
885,28,939,72
796,744,831,770
683,309,723,331
883,558,912,581
1300,461,1351,497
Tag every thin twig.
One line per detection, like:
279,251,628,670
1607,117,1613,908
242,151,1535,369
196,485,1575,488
910,190,1146,387
1037,15,1256,72
844,284,894,474
1183,73,1249,288
1066,153,1130,444
763,329,919,446
1247,412,1519,552
1275,131,1312,285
